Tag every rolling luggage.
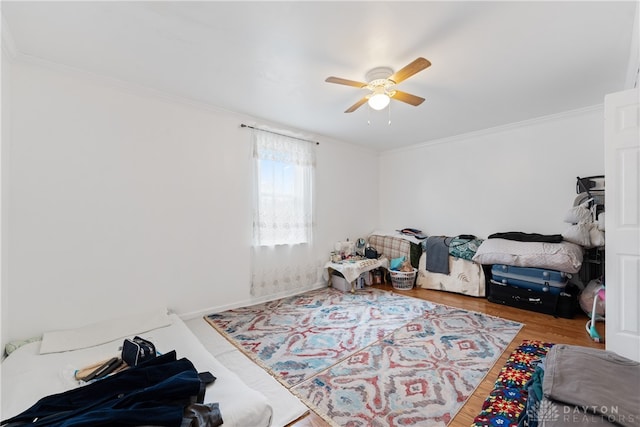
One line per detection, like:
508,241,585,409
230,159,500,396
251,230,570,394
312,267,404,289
488,280,578,318
491,264,569,295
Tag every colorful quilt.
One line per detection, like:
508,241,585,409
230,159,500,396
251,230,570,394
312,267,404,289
471,340,555,427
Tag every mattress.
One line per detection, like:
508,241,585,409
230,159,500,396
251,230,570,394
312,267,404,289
417,252,486,297
1,313,273,427
185,317,309,427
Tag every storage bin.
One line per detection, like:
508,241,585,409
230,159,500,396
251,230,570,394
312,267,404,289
331,272,365,292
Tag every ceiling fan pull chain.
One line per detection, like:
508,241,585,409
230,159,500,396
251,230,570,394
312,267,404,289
367,104,371,125
388,102,392,125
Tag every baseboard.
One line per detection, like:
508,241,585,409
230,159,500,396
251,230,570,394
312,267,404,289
178,282,328,321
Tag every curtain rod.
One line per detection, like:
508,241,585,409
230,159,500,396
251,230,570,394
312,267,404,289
240,124,320,145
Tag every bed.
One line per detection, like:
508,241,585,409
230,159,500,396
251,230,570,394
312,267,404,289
367,232,487,297
1,310,277,427
185,316,309,427
417,237,487,297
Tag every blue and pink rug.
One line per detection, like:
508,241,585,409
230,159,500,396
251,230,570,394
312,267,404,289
206,287,522,426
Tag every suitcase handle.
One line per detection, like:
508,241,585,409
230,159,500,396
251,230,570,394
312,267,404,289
513,295,542,305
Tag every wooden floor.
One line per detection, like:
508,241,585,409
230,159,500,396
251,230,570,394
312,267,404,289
287,283,604,427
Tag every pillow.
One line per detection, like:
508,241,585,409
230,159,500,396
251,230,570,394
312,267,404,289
5,336,42,356
472,239,583,273
562,223,592,247
597,212,605,231
589,223,605,247
390,256,406,270
40,308,171,354
564,201,592,224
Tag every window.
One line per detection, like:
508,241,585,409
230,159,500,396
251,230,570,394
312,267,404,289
252,130,315,246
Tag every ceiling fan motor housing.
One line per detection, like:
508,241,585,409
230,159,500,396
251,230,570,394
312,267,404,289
365,66,394,82
365,67,396,98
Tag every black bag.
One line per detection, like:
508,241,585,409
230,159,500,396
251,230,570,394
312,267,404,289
122,336,156,366
365,246,378,259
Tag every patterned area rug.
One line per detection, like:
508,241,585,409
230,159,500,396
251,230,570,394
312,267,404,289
207,287,434,387
206,287,523,426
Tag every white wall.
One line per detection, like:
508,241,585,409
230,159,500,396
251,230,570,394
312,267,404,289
1,33,12,352
2,58,379,345
379,107,604,238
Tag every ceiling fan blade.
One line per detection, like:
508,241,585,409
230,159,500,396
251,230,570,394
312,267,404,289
392,90,425,106
325,76,368,88
388,57,431,84
345,97,369,113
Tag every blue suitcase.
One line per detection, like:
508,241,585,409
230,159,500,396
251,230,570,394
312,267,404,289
491,264,570,295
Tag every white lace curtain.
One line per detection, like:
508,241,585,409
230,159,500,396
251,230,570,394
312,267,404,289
250,129,320,297
250,245,323,298
252,130,315,246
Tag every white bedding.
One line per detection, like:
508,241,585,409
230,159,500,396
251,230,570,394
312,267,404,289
472,238,583,273
1,314,273,427
39,308,171,354
186,317,309,427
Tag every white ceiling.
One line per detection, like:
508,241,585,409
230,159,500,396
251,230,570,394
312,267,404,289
2,1,637,150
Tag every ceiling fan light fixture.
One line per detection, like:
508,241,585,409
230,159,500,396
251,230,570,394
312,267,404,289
325,58,430,113
368,87,390,110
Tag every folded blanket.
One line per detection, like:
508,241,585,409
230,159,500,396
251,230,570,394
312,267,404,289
425,236,449,275
541,344,640,427
447,237,484,261
489,232,563,243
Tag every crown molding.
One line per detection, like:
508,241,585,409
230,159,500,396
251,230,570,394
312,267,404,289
382,104,604,155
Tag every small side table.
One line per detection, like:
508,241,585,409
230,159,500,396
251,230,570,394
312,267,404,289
324,257,389,292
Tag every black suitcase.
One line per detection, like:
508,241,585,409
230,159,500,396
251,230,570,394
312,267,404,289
488,280,578,318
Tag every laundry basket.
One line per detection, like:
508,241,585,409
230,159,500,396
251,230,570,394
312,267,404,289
389,268,417,290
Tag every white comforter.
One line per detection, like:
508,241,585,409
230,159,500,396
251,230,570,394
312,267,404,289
1,314,273,427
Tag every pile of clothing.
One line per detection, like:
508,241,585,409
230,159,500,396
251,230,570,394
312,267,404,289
1,351,221,427
422,235,483,274
520,345,639,427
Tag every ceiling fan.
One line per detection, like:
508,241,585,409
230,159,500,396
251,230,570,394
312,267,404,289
325,57,431,113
